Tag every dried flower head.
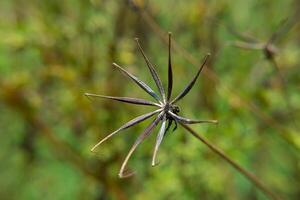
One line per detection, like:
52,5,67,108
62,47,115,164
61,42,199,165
229,18,292,60
85,33,217,178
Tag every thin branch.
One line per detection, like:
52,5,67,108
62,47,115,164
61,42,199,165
179,122,282,200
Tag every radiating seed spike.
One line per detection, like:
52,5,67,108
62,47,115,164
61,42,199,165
167,32,173,101
171,53,210,104
168,111,218,124
135,38,166,102
112,62,162,103
85,93,160,107
91,109,162,152
152,115,167,166
119,112,164,178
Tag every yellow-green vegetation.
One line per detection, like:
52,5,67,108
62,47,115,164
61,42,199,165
0,0,299,199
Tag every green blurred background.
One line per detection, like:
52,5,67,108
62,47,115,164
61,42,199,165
1,0,300,199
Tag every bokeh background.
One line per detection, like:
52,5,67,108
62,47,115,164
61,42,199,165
1,0,300,199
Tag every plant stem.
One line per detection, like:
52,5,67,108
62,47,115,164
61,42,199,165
269,57,298,130
179,122,281,200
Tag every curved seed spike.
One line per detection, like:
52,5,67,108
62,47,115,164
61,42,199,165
167,32,173,101
119,112,164,178
135,38,166,102
112,63,161,103
152,115,167,166
84,93,161,107
171,54,210,104
168,111,218,124
118,168,135,179
91,109,162,152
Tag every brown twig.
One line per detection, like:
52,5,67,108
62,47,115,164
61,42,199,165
179,122,282,200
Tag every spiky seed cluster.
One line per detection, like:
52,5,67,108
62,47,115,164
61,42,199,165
230,19,290,59
85,33,218,178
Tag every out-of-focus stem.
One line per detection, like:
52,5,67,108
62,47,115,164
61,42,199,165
180,122,282,200
269,57,298,129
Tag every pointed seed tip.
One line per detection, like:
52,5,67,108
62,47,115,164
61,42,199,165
118,172,133,179
151,160,156,166
151,159,160,167
112,63,120,68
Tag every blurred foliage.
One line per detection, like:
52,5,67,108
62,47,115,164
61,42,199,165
0,0,300,199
